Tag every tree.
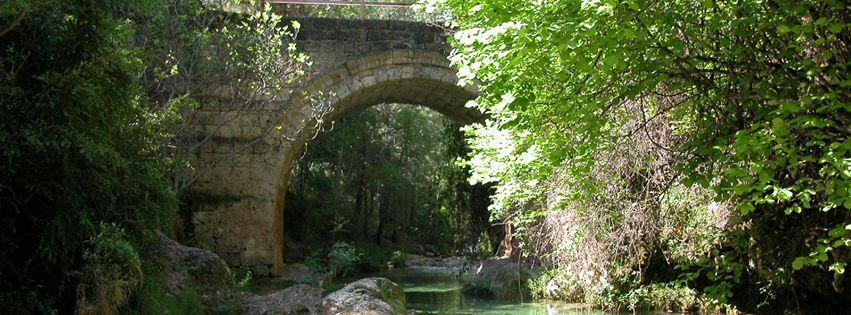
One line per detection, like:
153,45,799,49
286,104,494,259
0,0,176,311
0,0,315,312
129,0,311,192
427,0,850,311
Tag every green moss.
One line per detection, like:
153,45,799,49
129,283,204,315
129,281,243,315
377,280,406,314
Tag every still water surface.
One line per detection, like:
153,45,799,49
333,268,615,315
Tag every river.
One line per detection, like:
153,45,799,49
329,268,615,315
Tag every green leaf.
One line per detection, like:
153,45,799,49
829,262,846,274
777,188,794,201
792,257,806,270
738,203,755,215
828,23,844,34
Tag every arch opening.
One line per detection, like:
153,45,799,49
284,103,498,266
270,51,483,274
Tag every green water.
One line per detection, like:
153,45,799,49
332,269,614,315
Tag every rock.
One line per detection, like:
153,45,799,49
151,231,230,295
279,263,313,282
462,257,532,300
242,284,323,315
406,254,476,275
270,262,335,289
321,277,406,315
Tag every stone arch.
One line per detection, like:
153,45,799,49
269,50,480,274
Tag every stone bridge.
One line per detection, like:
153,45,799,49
187,18,480,276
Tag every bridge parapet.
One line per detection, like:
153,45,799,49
294,17,449,73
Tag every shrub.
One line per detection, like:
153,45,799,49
390,250,407,268
75,223,143,315
132,285,204,315
528,268,583,302
624,282,698,313
356,244,393,272
129,261,243,315
304,249,329,275
227,267,252,292
328,242,362,277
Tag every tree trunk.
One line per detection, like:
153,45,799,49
355,174,365,239
365,186,373,237
375,186,389,245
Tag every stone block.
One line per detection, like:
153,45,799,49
251,141,272,154
199,140,216,154
211,137,234,154
392,42,412,50
343,42,357,53
361,74,377,88
319,41,334,52
239,126,265,138
302,41,320,51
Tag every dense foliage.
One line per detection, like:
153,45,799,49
0,0,306,313
286,104,496,266
426,0,850,312
0,1,177,312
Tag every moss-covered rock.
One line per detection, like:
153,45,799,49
321,277,406,315
150,231,230,296
462,257,532,300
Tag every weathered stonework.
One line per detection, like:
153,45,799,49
187,18,480,276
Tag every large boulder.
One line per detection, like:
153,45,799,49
462,257,532,300
321,277,406,315
242,284,323,315
150,231,230,295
